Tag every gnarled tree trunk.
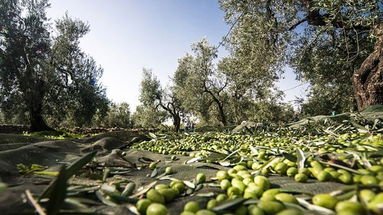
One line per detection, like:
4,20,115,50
353,24,383,110
26,78,53,132
173,114,181,132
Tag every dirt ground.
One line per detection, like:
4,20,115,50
0,131,343,215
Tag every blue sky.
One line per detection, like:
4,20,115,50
47,0,308,110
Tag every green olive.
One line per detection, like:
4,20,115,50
196,173,206,184
274,162,288,175
257,200,285,215
369,165,383,173
360,175,379,185
367,193,383,213
146,203,168,215
207,199,217,210
155,184,169,191
253,176,270,190
216,193,228,203
298,168,310,175
335,201,365,214
121,182,136,197
312,194,338,210
359,189,375,203
184,201,200,213
171,181,186,193
220,179,231,190
231,178,246,193
227,186,242,197
149,162,157,170
157,188,178,202
286,167,298,177
195,209,216,215
244,184,263,199
275,209,303,215
260,189,280,201
216,170,229,180
274,193,298,204
248,206,265,215
136,199,152,214
146,189,165,204
294,173,308,183
317,171,331,182
165,167,173,175
338,173,352,184
234,205,248,215
180,212,195,215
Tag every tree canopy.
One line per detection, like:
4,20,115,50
0,0,108,131
219,0,383,113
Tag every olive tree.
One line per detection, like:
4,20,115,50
219,0,383,111
0,0,108,130
174,39,230,126
137,69,183,131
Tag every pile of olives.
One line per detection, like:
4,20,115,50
131,132,383,214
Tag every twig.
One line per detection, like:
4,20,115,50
25,189,47,215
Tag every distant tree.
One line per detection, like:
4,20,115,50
298,84,355,116
174,39,230,126
132,105,167,129
92,102,131,128
0,0,108,131
218,56,281,123
138,69,183,131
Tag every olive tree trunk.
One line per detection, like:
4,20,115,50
353,24,383,110
173,114,181,132
26,78,53,132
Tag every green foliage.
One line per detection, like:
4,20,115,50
173,39,229,125
139,69,162,106
92,102,132,128
297,84,355,116
0,0,108,130
17,163,47,175
23,130,84,140
132,105,167,128
136,69,183,130
219,0,382,116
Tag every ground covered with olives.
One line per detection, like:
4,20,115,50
0,121,383,214
131,130,383,215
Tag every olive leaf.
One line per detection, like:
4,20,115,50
296,148,306,169
196,192,215,197
127,204,140,215
46,166,67,215
185,157,202,164
249,145,259,155
95,190,117,206
279,189,314,196
150,168,158,178
183,180,195,189
148,132,157,139
132,181,157,198
39,151,97,200
212,198,246,213
282,152,297,162
296,198,335,215
218,161,232,167
318,160,361,175
138,157,154,163
284,202,307,213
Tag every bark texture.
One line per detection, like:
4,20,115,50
353,24,383,110
26,78,53,132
